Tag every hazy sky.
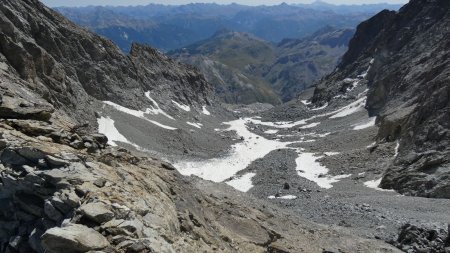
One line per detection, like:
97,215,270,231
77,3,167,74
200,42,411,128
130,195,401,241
41,0,408,7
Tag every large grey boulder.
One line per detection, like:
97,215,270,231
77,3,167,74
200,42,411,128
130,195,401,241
41,224,110,253
79,202,114,224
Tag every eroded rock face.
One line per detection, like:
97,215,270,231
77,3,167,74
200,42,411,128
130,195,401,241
0,0,213,128
311,0,450,198
390,224,450,253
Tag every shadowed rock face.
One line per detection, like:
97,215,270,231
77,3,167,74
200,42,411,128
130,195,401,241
0,0,212,128
0,0,404,252
312,0,450,198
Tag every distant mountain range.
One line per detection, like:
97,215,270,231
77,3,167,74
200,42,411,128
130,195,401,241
171,27,354,104
55,2,401,52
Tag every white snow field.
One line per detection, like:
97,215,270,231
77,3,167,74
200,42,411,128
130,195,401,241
295,152,351,189
202,105,211,115
264,129,279,134
144,92,175,120
97,116,138,147
226,172,256,192
187,122,203,129
268,195,298,200
174,118,293,183
353,117,376,130
364,178,395,192
172,100,191,111
103,101,177,130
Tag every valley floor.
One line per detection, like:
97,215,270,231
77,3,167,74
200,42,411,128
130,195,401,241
97,83,450,250
167,89,450,245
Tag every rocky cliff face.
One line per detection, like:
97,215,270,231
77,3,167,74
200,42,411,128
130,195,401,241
0,0,406,252
0,0,212,129
312,0,450,198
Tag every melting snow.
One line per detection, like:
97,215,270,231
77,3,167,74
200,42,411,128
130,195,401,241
187,122,203,129
367,142,377,149
268,195,298,200
174,118,292,182
301,100,312,106
202,106,211,115
299,122,320,129
295,152,351,189
358,58,374,79
97,116,137,147
324,152,340,156
103,101,177,130
394,141,400,157
172,100,191,112
144,92,175,120
364,178,395,192
226,172,256,192
246,118,308,129
329,96,366,119
104,101,144,118
353,117,376,130
264,129,279,134
311,103,328,111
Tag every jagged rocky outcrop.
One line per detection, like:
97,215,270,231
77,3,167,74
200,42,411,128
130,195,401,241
0,0,213,128
0,0,405,252
311,0,450,198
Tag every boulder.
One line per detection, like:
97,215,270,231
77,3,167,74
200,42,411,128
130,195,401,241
41,224,110,253
79,202,114,224
45,155,70,168
44,200,64,222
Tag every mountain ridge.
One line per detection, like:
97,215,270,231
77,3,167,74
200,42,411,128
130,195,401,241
171,27,354,104
55,2,400,52
311,0,450,198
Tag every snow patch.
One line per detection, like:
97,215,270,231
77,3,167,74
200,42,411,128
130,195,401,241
144,92,175,120
367,142,377,149
187,122,203,129
329,96,366,119
358,58,374,79
301,100,311,106
174,118,293,182
353,117,376,130
311,103,328,111
226,172,256,192
324,152,340,156
172,100,191,112
104,101,144,118
394,141,400,158
299,122,320,129
103,101,177,130
268,195,297,200
246,118,305,129
264,129,279,134
202,106,211,115
364,178,395,192
97,116,137,147
149,120,177,130
295,152,351,189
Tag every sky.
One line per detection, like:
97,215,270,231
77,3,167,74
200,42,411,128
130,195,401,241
41,0,409,7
